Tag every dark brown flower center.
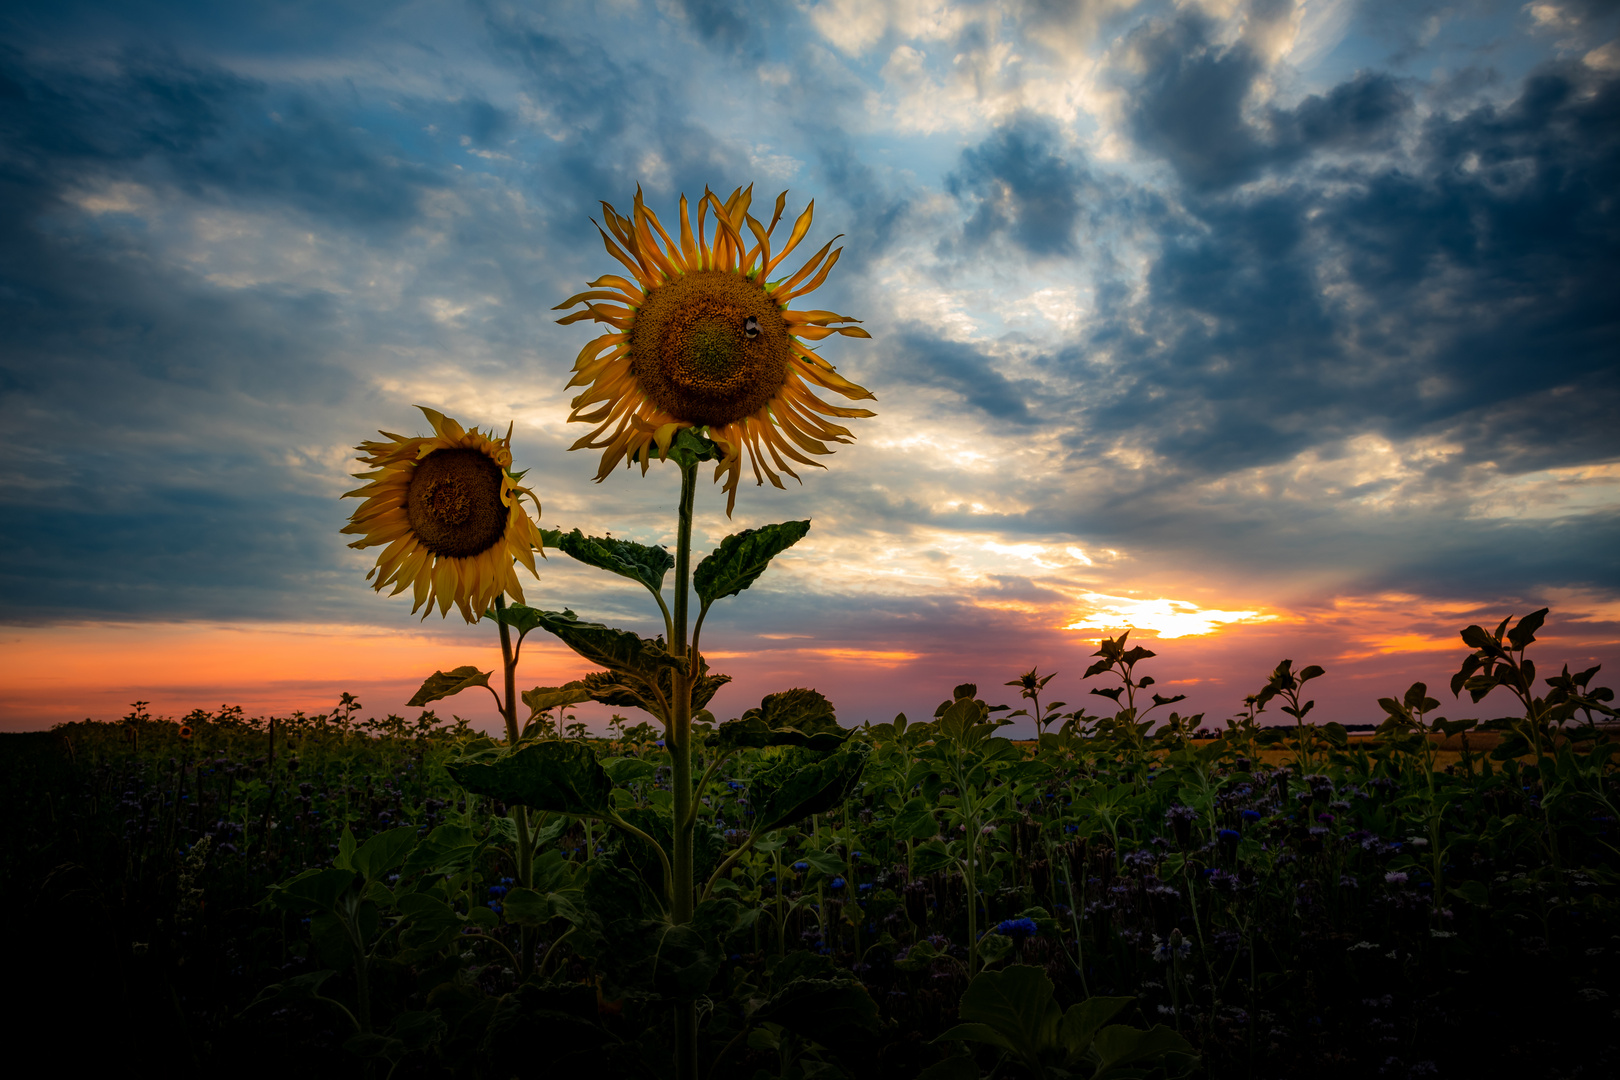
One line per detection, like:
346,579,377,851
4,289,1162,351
629,270,791,426
405,447,508,558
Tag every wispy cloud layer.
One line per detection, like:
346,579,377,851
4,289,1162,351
1,0,1616,730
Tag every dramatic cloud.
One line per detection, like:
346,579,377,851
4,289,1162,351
1,0,1616,730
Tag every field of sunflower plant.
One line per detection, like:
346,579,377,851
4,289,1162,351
8,186,1618,1079
9,612,1620,1079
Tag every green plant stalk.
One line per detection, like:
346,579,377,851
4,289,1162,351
669,454,700,1080
952,750,983,975
493,595,535,975
1181,861,1220,1043
1492,643,1564,892
1416,725,1451,923
774,848,786,956
1052,836,1091,997
344,910,372,1033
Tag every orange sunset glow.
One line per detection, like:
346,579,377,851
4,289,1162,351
8,586,1615,736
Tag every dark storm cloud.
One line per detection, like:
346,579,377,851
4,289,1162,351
663,0,767,58
0,47,247,187
0,46,449,228
884,327,1039,424
908,54,1619,597
0,45,435,623
1064,57,1620,480
484,7,740,232
946,115,1090,257
0,491,353,623
1122,13,1412,190
815,141,912,261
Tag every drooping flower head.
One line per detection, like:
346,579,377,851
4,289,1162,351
555,185,876,514
342,407,545,622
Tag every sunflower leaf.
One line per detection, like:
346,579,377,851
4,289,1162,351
756,687,839,734
407,666,493,707
694,520,811,607
522,682,595,721
582,666,730,722
558,529,674,597
448,740,614,818
710,688,847,750
750,742,870,833
484,603,552,638
524,609,684,680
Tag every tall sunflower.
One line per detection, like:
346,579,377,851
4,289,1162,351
555,185,876,514
342,407,546,622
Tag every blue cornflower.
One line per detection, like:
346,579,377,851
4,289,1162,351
830,876,846,890
793,861,809,873
859,882,873,893
996,917,1038,941
1218,828,1242,843
1152,931,1192,961
1240,809,1262,823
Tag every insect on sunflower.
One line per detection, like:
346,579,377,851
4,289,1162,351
342,407,546,621
555,184,876,514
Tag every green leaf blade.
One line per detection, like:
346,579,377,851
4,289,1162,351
407,666,492,708
522,682,594,720
557,529,674,596
449,740,614,818
752,743,870,833
934,1022,1019,1054
694,520,811,606
955,964,1062,1065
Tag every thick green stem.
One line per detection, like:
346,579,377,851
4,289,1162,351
494,595,535,974
774,849,786,956
670,455,700,1080
346,919,372,1033
964,835,979,975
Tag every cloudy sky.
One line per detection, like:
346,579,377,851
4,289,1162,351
3,0,1617,734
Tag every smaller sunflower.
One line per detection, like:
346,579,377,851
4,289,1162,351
342,407,545,622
